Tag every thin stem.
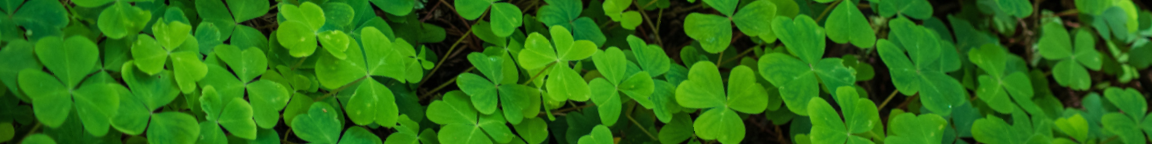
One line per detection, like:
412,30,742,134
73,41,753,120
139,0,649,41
314,77,367,102
289,56,308,71
877,90,899,109
418,28,475,86
625,103,659,140
635,2,664,46
551,104,594,114
814,0,843,22
282,129,293,141
20,122,41,140
895,94,919,110
522,63,557,85
419,66,476,99
719,45,761,65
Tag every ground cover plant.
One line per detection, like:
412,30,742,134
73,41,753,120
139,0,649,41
2,0,1152,143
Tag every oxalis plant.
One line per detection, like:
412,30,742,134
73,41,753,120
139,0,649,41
5,0,1152,144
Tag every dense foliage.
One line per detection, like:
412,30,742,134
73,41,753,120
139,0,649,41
1,0,1152,143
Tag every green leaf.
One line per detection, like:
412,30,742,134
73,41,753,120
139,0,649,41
1053,114,1089,142
879,0,932,19
683,13,731,54
321,3,355,27
371,0,415,16
427,91,478,125
1105,87,1146,120
226,0,268,22
701,0,736,16
825,1,875,48
202,122,228,144
627,35,669,76
35,36,99,88
1071,29,1101,71
438,124,491,144
22,134,56,144
384,132,418,144
131,35,169,75
1052,60,1091,90
457,73,499,114
726,66,767,113
276,21,318,57
318,30,352,59
693,108,744,144
883,113,947,144
347,78,399,126
1038,23,1072,60
757,53,817,115
771,15,825,64
594,47,628,84
218,98,257,140
248,80,290,128
546,66,592,101
806,97,847,144
995,0,1032,17
1102,113,1142,144
214,44,268,83
0,40,40,100
732,1,776,41
341,127,384,144
12,0,68,40
148,112,201,144
73,83,119,136
589,78,622,126
480,111,516,143
658,113,692,144
619,72,655,103
513,118,549,144
577,125,612,144
152,20,193,51
98,2,152,39
675,61,725,109
17,69,70,128
171,51,208,94
280,2,326,30
291,103,342,144
454,0,491,20
490,3,523,37
1074,0,1109,15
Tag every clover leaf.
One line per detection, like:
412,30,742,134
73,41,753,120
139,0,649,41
1036,22,1101,90
577,125,612,144
132,19,209,94
589,47,655,126
537,0,607,46
972,110,1050,144
760,15,856,115
291,102,343,143
627,35,670,76
199,87,258,139
457,52,538,124
0,40,40,101
97,2,152,39
825,0,875,48
968,44,1034,114
193,0,272,53
602,0,641,30
685,0,776,53
110,61,180,135
16,36,123,137
876,17,965,115
513,117,549,144
277,2,357,58
2,0,69,40
428,91,519,144
456,0,522,37
213,44,268,83
883,113,947,144
674,61,766,143
1054,114,1089,142
993,0,1033,17
148,112,201,144
807,87,878,144
879,0,932,19
519,26,595,102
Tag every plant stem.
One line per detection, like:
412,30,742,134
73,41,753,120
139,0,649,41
814,0,843,22
522,62,557,85
289,56,308,71
418,28,474,86
719,45,761,65
314,77,367,102
419,66,476,99
635,2,664,46
20,122,41,140
716,51,725,66
878,90,899,109
282,129,293,141
625,102,659,140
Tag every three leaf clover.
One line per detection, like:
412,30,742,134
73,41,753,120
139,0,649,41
456,0,522,37
675,61,767,144
590,47,655,126
132,18,209,94
457,52,539,124
16,36,119,136
1100,87,1152,144
807,87,878,144
95,2,152,39
199,86,258,139
536,0,607,46
427,91,518,144
759,15,856,115
1036,22,1102,90
291,102,385,143
519,26,597,101
277,2,354,58
193,0,274,54
876,17,965,115
968,44,1034,114
882,113,947,143
684,0,776,53
601,0,641,30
